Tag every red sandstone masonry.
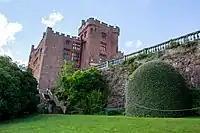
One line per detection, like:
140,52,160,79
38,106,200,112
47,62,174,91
28,18,120,89
78,18,120,68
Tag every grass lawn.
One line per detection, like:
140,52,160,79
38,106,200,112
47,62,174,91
0,115,200,133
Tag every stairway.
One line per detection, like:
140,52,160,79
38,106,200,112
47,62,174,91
38,88,66,114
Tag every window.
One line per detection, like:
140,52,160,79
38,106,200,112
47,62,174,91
84,31,87,38
63,53,68,60
100,45,106,52
72,43,81,51
71,52,79,62
64,48,70,52
99,53,107,62
101,32,107,39
33,57,38,65
66,40,70,44
100,42,107,52
90,28,93,34
100,53,107,58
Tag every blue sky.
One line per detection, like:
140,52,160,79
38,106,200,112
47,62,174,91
0,0,200,65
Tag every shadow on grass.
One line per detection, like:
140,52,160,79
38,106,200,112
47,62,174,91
1,114,200,126
0,114,47,125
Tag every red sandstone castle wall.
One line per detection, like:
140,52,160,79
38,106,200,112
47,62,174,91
28,33,46,88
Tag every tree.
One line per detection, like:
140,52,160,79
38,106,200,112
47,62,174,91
0,55,39,121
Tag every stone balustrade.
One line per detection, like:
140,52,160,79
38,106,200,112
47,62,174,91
83,30,200,71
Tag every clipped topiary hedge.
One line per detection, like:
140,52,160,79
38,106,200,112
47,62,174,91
189,89,200,116
125,60,191,117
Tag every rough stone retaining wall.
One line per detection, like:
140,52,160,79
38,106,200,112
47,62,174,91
102,42,200,108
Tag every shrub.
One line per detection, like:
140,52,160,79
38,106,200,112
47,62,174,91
123,56,136,65
125,60,191,117
54,63,108,115
189,89,200,116
182,40,198,48
169,40,180,49
136,53,154,60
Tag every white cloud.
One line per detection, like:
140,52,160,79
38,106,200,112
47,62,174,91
135,40,142,48
0,13,26,65
41,11,64,27
122,40,143,54
0,13,23,47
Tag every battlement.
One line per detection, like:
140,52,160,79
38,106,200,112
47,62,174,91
79,17,120,33
46,27,80,40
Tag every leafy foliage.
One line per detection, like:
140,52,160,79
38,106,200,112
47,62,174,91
136,53,154,60
128,61,142,75
169,40,180,49
126,60,191,117
182,40,198,48
0,55,39,121
53,62,107,114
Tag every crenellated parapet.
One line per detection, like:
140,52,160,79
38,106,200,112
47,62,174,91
78,17,120,34
45,27,80,40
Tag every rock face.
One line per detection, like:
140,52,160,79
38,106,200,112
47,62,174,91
101,66,129,108
161,45,200,88
102,42,200,108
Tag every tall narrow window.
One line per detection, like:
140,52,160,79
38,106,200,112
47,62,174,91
101,32,107,39
63,53,68,60
72,52,79,62
66,40,70,45
90,28,93,34
81,35,83,40
100,42,107,52
100,45,106,52
99,53,107,62
84,31,87,38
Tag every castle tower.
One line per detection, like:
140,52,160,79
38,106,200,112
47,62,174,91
78,18,120,68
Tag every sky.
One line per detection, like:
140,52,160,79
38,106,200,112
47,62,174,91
0,0,200,65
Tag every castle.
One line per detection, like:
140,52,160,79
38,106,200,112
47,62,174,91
28,18,123,89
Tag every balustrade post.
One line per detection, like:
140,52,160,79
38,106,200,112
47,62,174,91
197,32,200,39
106,61,109,67
194,33,197,40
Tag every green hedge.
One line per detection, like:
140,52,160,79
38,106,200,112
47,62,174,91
189,89,200,116
125,60,191,117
